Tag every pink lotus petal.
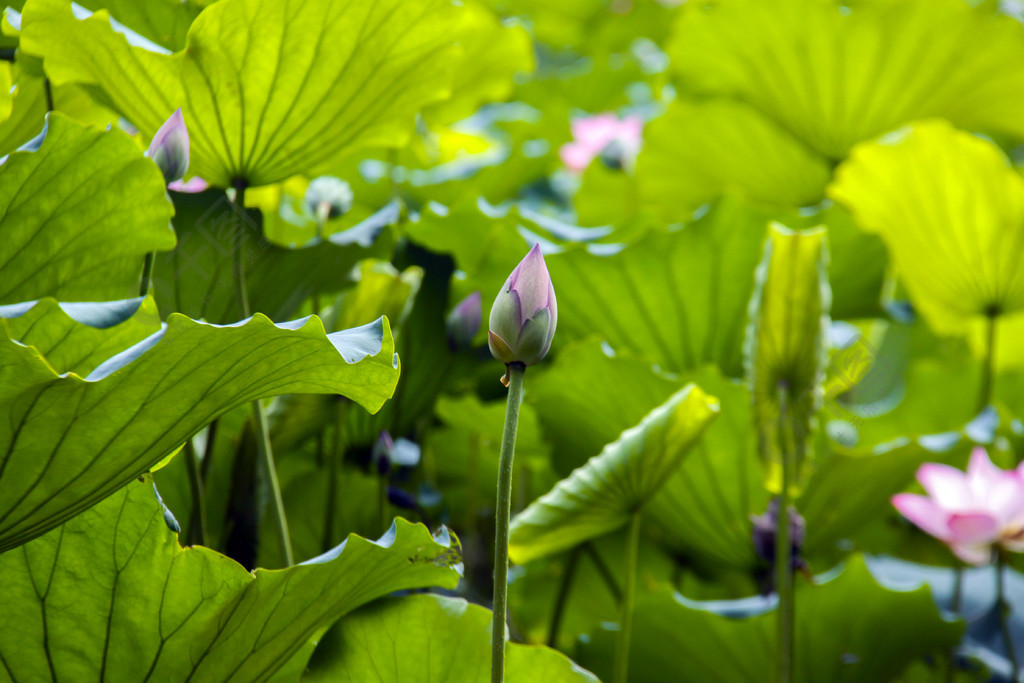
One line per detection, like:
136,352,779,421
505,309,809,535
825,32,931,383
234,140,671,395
618,115,644,156
916,463,970,508
571,113,619,146
946,512,1000,545
967,446,1006,491
168,176,209,193
511,244,553,321
965,448,1024,523
892,493,952,541
949,542,993,566
559,142,596,173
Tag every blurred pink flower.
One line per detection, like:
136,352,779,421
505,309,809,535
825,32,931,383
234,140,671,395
559,112,643,173
892,447,1024,565
168,177,209,193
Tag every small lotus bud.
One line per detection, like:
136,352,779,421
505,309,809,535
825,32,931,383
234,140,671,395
305,176,354,222
750,498,806,568
387,486,418,512
372,430,394,477
488,244,557,369
147,108,191,184
446,291,482,351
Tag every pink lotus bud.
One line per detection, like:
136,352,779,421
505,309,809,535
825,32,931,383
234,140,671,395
892,447,1024,565
147,108,191,184
488,244,557,368
445,291,482,351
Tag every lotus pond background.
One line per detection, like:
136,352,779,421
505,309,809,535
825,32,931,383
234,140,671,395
2,0,1024,680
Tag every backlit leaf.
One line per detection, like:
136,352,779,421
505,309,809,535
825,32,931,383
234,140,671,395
305,594,598,682
0,113,175,304
507,384,720,564
0,479,462,682
830,120,1024,333
0,301,399,552
21,0,462,186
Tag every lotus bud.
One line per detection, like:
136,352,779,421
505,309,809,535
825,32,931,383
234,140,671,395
488,244,557,374
750,498,806,569
446,291,482,351
372,430,395,477
305,176,354,223
387,486,418,512
147,108,191,184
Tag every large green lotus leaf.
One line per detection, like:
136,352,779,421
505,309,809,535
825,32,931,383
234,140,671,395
0,478,462,683
429,394,551,527
0,296,160,375
485,0,675,56
830,119,1024,334
529,340,681,475
745,224,830,493
305,594,597,682
151,190,395,324
404,198,613,315
636,99,832,221
21,0,461,187
75,0,203,50
529,340,914,570
0,302,400,552
548,197,772,376
0,63,11,121
0,63,47,156
643,369,767,570
424,1,534,124
800,438,968,561
0,113,175,304
528,343,765,569
507,384,720,565
576,555,962,682
669,0,1024,159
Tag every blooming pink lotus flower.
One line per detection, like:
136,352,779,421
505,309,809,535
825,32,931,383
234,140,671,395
148,109,208,193
488,244,557,368
892,447,1024,564
559,112,643,173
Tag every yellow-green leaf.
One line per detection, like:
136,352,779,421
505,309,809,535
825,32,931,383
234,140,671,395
830,119,1024,333
745,223,830,493
507,384,720,565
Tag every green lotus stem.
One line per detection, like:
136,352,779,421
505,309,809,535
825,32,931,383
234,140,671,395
200,419,218,483
43,79,54,112
378,476,389,535
547,545,582,648
997,549,1019,679
139,252,155,297
491,361,526,683
978,310,998,413
322,399,347,552
183,439,208,546
584,542,623,603
613,510,642,683
775,383,795,683
231,179,294,567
